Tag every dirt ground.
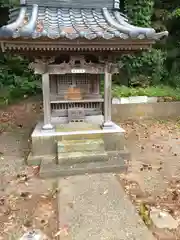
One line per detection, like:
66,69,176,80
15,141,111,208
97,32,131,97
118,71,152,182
0,97,180,239
120,119,180,240
0,97,58,239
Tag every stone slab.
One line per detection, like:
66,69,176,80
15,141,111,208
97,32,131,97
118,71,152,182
32,122,125,138
57,174,155,240
150,208,179,230
39,158,127,178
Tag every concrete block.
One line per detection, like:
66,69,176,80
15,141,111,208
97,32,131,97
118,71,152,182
112,98,121,104
31,135,56,156
103,133,125,151
129,96,148,103
150,208,178,230
147,97,158,103
120,97,130,104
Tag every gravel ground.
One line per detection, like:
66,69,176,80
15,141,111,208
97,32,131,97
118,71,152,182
0,98,58,239
119,119,180,239
120,119,180,195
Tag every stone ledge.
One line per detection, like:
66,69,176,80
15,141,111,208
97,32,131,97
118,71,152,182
39,158,128,179
26,152,56,166
58,151,108,165
112,96,158,104
27,149,130,167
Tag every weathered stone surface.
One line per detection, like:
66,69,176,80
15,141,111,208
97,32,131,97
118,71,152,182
31,135,56,156
26,152,56,166
112,102,180,121
57,174,155,240
39,158,127,178
150,208,179,230
103,133,125,151
56,122,101,132
62,133,103,140
57,151,108,165
57,139,104,153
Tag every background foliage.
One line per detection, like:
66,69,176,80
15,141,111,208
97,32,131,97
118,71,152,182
0,54,41,105
118,0,180,88
0,0,180,103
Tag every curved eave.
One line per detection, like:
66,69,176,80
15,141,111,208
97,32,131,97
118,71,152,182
0,5,168,41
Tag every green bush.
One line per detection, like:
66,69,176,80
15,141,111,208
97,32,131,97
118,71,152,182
120,48,167,87
112,85,180,100
0,54,41,105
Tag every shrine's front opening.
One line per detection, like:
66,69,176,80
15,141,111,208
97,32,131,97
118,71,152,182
39,55,116,130
50,73,103,123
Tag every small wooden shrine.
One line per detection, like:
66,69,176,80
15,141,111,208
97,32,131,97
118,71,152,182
0,0,168,177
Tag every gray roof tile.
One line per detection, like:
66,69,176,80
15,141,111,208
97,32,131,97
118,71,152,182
0,4,168,40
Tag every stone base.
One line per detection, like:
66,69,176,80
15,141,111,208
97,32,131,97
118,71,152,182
101,121,117,130
39,156,128,179
27,121,130,178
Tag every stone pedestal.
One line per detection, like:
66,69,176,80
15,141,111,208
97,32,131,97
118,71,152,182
27,121,130,178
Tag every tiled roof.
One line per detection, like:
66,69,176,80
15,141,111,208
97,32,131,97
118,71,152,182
0,4,168,40
26,0,118,10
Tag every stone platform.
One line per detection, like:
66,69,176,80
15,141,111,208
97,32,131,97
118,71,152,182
27,122,130,178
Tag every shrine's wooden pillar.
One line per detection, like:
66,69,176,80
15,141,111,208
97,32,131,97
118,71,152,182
42,71,53,130
102,64,113,129
32,59,54,130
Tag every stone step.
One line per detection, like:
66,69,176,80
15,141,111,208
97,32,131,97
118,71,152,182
61,133,103,141
39,158,127,179
58,150,108,165
57,139,104,153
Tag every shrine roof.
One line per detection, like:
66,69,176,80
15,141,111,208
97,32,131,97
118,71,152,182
0,4,168,41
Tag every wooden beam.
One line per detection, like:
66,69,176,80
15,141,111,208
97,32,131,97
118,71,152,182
32,63,119,75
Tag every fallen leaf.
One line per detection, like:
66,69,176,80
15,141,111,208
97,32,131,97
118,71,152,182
23,219,32,227
20,192,30,198
54,225,69,237
172,190,178,201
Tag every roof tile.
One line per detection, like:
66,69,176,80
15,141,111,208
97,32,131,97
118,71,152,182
0,5,168,41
